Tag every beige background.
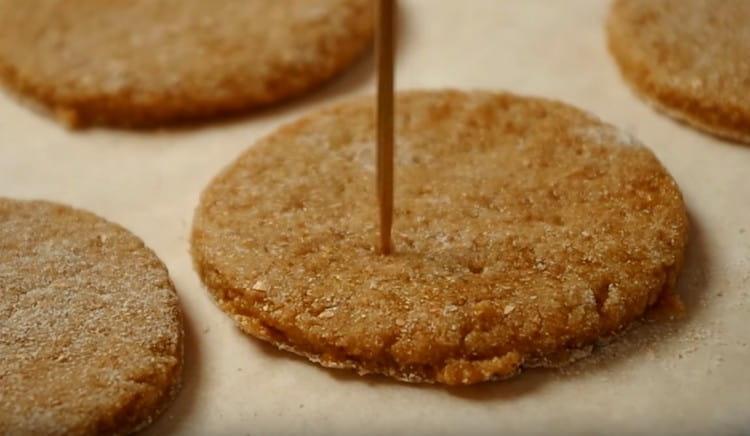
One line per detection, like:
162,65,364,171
1,1,749,434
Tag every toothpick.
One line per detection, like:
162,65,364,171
376,0,395,255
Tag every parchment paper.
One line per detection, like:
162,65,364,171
1,1,748,435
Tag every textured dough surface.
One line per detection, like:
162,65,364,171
0,199,183,435
0,0,373,127
191,90,689,385
607,0,750,143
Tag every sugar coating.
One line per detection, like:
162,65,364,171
608,0,750,143
191,90,689,385
0,199,183,435
0,0,373,127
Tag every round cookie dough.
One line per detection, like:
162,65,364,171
192,90,688,385
0,199,183,434
607,0,750,143
0,0,374,127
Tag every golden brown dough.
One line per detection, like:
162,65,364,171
0,0,373,127
192,90,688,385
0,199,183,435
607,0,750,143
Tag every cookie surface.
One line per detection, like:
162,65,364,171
0,0,373,127
192,90,688,385
0,199,183,434
607,0,750,143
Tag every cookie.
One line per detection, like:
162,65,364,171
0,0,373,127
191,90,688,385
607,0,750,143
0,199,183,434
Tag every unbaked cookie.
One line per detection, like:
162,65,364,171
607,0,750,143
0,199,183,434
191,90,689,385
0,0,373,127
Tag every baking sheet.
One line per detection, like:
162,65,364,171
1,1,749,435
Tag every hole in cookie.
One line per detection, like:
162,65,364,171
549,215,564,226
467,261,485,274
593,281,611,314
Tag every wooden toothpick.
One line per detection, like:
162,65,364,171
376,0,395,255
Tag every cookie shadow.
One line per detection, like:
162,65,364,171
674,210,712,317
142,295,204,435
243,324,547,402
248,334,547,399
